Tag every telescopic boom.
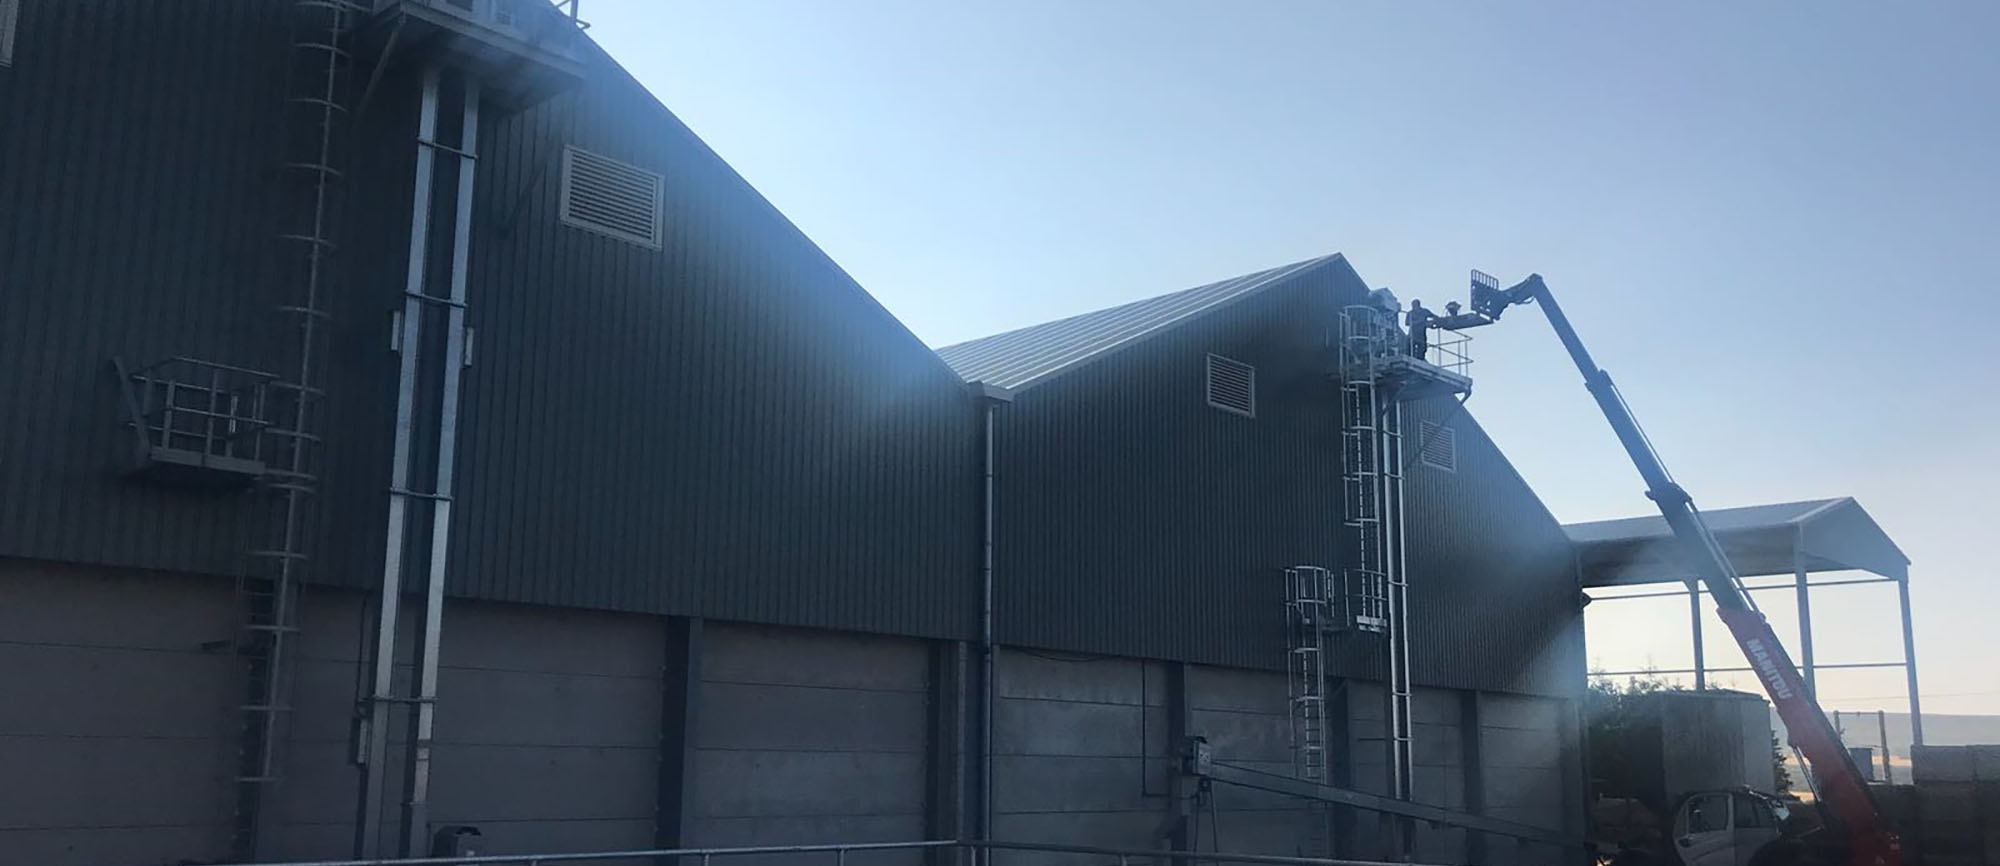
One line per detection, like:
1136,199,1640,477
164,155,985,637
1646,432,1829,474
1468,272,1897,866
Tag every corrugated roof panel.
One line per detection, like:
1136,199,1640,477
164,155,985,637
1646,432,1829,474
935,253,1342,389
1562,498,1845,543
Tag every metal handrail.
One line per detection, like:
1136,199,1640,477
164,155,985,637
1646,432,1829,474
234,838,1452,866
114,355,278,465
130,355,279,380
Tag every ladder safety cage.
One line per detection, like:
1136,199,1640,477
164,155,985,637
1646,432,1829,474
1335,304,1417,855
1284,565,1332,784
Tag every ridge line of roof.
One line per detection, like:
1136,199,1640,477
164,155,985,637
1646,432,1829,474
935,252,1345,389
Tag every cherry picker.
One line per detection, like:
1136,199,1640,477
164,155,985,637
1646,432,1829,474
1439,271,1899,866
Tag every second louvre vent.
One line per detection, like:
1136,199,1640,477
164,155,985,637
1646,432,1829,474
560,146,662,249
1206,354,1255,418
1419,421,1457,471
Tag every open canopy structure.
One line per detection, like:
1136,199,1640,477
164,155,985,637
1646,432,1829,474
1564,497,1926,748
1567,497,1910,587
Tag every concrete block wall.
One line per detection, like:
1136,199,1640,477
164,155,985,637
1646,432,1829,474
1910,745,2000,865
1344,682,1469,863
268,589,666,860
0,561,241,865
1478,692,1569,866
0,561,1581,866
691,622,933,866
1183,665,1317,858
990,651,1170,865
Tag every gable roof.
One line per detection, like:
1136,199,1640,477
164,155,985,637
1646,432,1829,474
935,253,1344,389
566,16,972,386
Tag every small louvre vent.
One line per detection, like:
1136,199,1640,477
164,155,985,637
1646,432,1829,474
560,146,662,249
0,0,19,67
1419,421,1456,471
1206,354,1255,418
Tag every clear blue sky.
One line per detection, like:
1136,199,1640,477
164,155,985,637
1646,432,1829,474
584,1,1999,716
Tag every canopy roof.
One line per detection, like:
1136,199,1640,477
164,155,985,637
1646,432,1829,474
1564,497,1909,587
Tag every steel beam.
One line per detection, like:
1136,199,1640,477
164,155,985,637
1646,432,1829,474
1585,577,1892,602
1590,662,1904,677
1198,762,1581,851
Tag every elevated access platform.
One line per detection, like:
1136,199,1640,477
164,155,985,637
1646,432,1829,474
112,356,276,488
1333,303,1473,403
349,0,589,110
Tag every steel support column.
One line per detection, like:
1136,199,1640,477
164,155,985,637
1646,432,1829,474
1876,710,1893,784
1558,697,1588,866
354,65,443,858
1459,690,1486,865
1898,573,1924,745
1794,535,1816,698
926,641,968,866
655,617,704,865
399,72,480,859
1327,678,1354,859
1165,662,1196,854
1688,579,1705,690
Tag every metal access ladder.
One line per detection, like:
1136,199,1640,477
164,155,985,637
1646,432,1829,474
1336,305,1416,857
1285,565,1333,858
229,0,353,859
1286,565,1332,783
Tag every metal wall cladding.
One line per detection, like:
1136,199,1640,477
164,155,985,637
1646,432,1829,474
427,56,983,637
992,259,1583,696
0,0,289,575
991,262,1347,670
0,1,1576,672
0,3,982,641
1401,399,1586,696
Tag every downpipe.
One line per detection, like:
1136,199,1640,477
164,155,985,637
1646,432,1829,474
972,383,1013,864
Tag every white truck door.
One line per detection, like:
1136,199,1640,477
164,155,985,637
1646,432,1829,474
1728,792,1783,866
1672,792,1736,866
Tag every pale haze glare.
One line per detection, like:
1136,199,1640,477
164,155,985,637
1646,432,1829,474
584,2,1999,715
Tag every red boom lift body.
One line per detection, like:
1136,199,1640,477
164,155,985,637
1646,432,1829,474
1455,272,1898,866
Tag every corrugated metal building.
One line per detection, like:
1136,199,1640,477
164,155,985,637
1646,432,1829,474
938,253,1586,861
0,2,1583,865
938,254,1582,692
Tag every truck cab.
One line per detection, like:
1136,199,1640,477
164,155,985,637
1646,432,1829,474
1670,790,1789,866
